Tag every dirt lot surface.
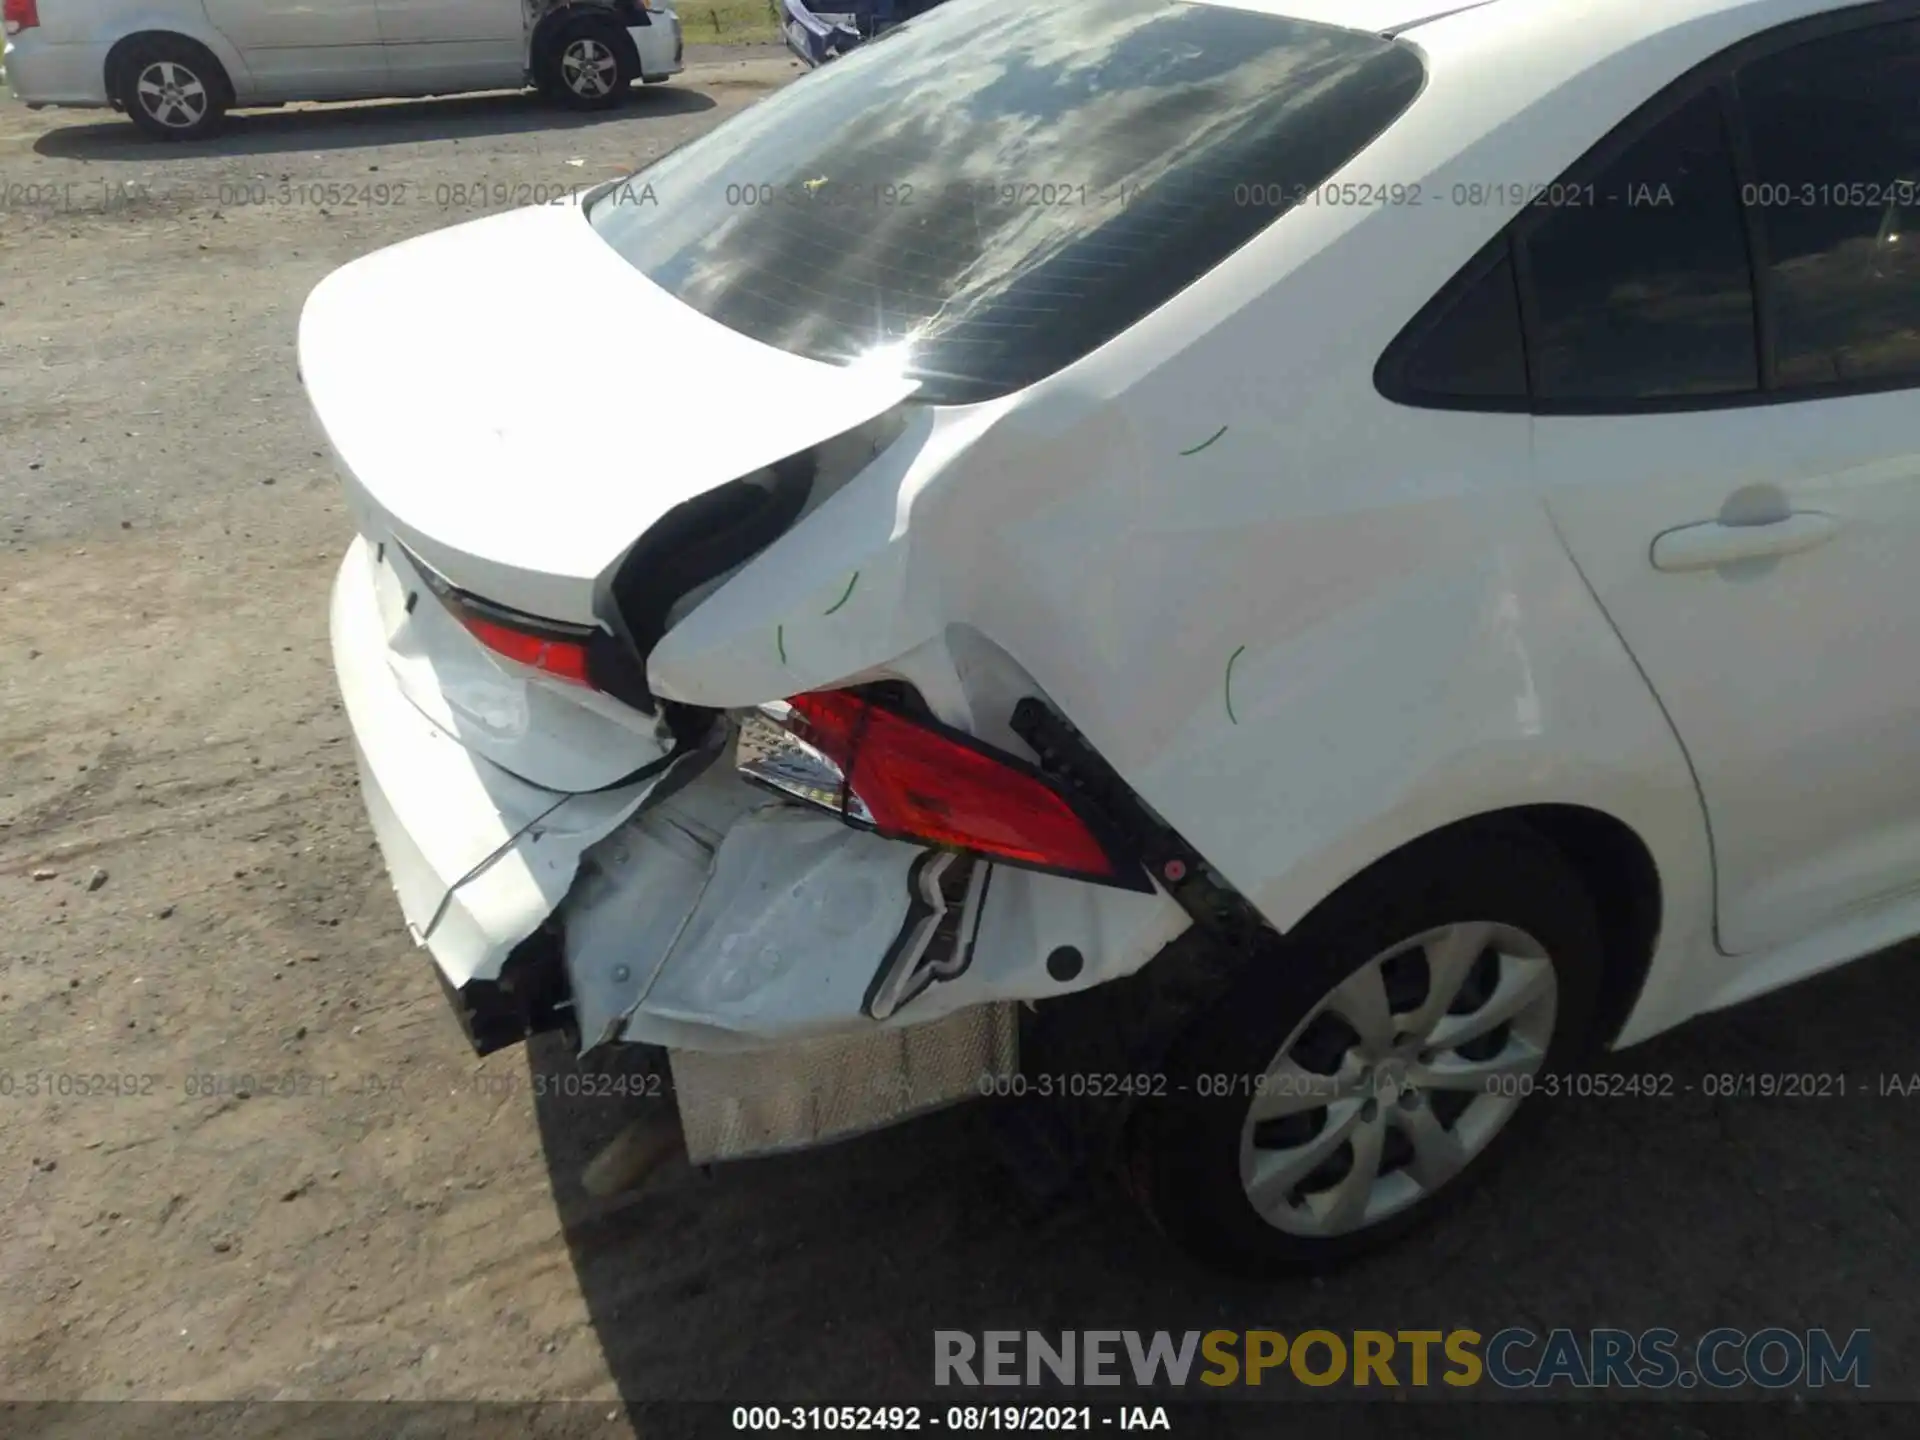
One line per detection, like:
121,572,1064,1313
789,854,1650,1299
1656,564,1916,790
2,47,1918,1430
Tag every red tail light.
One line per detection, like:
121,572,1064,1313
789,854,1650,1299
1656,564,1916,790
396,541,602,689
453,609,594,687
3,0,39,31
778,690,1148,889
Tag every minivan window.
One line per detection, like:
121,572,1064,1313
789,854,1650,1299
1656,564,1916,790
1737,20,1920,389
588,0,1425,405
1521,90,1760,403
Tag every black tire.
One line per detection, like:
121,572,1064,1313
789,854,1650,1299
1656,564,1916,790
1132,821,1606,1276
539,16,637,111
113,36,230,142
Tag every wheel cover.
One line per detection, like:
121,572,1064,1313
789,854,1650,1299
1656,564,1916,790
562,38,618,97
136,61,210,129
1237,921,1558,1238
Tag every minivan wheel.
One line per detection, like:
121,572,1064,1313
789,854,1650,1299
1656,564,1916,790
1133,823,1605,1275
114,38,230,141
542,17,635,110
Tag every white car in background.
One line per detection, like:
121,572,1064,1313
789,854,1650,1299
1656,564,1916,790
303,0,1920,1273
2,0,682,139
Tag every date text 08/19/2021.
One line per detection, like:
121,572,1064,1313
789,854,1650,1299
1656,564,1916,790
730,1407,1170,1432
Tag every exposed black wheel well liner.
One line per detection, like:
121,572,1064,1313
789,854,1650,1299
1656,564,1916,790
105,32,236,107
1504,804,1662,1050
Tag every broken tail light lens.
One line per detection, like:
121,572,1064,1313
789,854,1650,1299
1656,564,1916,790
743,690,1149,890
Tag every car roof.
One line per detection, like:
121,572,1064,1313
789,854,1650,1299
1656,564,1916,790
1195,0,1833,42
1190,0,1504,34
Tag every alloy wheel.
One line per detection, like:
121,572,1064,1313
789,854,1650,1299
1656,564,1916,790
135,61,210,131
562,38,618,99
1237,920,1558,1237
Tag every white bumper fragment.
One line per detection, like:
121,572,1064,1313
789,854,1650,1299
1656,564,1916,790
332,539,663,987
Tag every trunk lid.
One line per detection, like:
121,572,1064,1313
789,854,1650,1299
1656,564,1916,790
301,197,918,791
299,197,918,622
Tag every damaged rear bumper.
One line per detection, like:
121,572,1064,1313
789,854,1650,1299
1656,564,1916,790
333,537,1187,1156
332,538,669,1043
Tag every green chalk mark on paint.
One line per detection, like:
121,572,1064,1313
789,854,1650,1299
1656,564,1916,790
1225,644,1246,726
1180,425,1228,457
823,571,860,616
776,624,787,665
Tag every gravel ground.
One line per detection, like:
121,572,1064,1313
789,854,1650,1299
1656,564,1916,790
2,48,1918,1431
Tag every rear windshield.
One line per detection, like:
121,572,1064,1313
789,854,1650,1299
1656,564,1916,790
589,0,1424,404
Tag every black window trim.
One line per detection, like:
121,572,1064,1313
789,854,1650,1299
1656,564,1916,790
1376,0,1920,416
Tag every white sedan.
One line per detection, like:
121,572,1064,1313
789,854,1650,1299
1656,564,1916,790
301,0,1920,1272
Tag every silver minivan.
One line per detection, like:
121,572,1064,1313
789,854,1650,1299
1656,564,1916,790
3,0,683,139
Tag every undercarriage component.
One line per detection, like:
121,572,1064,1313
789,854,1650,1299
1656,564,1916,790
1007,697,1286,1182
667,1001,1017,1163
581,1105,688,1197
438,925,576,1055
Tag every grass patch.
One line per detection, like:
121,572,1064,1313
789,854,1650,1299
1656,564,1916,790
681,0,785,44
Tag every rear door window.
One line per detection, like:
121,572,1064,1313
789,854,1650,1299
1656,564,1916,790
1736,19,1920,390
588,0,1425,405
1519,90,1760,404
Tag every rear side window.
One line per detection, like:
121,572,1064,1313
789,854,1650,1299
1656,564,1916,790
1521,90,1759,403
1380,4,1920,414
1377,246,1528,406
1737,20,1920,389
588,0,1425,405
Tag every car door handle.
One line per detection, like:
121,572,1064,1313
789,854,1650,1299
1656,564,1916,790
1649,511,1841,573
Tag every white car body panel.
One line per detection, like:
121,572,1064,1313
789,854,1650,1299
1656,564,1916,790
1541,396,1920,958
313,0,1920,1099
299,201,916,627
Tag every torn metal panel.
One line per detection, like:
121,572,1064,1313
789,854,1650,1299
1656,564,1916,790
670,1002,1017,1164
634,808,929,1038
861,850,989,1020
561,767,774,1048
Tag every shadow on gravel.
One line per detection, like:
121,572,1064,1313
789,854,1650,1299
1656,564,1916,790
32,85,714,161
525,941,1920,1426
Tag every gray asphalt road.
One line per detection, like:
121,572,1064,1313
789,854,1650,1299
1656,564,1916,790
3,52,1917,1428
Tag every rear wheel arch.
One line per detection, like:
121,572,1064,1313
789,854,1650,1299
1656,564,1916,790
105,31,236,111
1016,798,1663,1106
1502,803,1662,1051
1256,805,1660,1038
1274,804,1663,1051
